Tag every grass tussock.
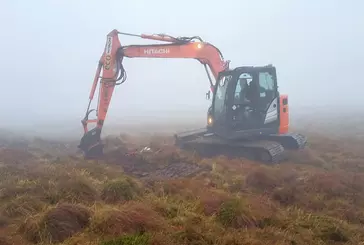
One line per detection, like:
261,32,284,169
0,236,11,245
153,178,207,200
214,196,279,229
151,200,179,219
198,190,231,216
244,166,299,192
50,177,99,205
100,233,150,245
0,214,9,228
19,203,91,243
2,195,45,219
217,198,255,228
101,177,142,204
91,201,166,237
173,226,216,245
280,208,357,244
1,121,364,244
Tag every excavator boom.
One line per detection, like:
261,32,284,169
78,30,230,158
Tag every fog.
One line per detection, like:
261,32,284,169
0,0,363,138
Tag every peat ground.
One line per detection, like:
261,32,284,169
0,119,364,245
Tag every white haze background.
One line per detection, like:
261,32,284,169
0,0,363,138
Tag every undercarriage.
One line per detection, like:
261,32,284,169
174,128,307,164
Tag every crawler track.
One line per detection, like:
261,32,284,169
175,130,307,164
258,133,307,150
175,134,286,164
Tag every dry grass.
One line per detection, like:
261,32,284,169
90,201,167,237
100,177,142,204
19,203,91,243
1,120,364,244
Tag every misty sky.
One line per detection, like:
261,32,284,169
0,0,363,130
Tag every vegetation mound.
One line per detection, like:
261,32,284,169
101,177,142,203
19,203,91,243
0,119,364,244
91,201,167,236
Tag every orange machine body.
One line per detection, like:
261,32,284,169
279,94,289,134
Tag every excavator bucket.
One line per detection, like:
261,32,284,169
78,128,104,159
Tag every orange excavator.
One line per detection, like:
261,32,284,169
78,29,307,163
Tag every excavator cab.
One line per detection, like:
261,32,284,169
175,64,306,163
208,65,281,140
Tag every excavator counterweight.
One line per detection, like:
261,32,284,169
78,30,307,163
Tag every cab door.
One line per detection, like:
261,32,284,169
210,74,234,137
226,66,280,138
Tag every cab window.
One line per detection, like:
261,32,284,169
258,72,275,98
233,73,252,104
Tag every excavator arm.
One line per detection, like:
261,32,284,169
78,29,230,158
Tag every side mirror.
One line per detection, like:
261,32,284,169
206,90,211,100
